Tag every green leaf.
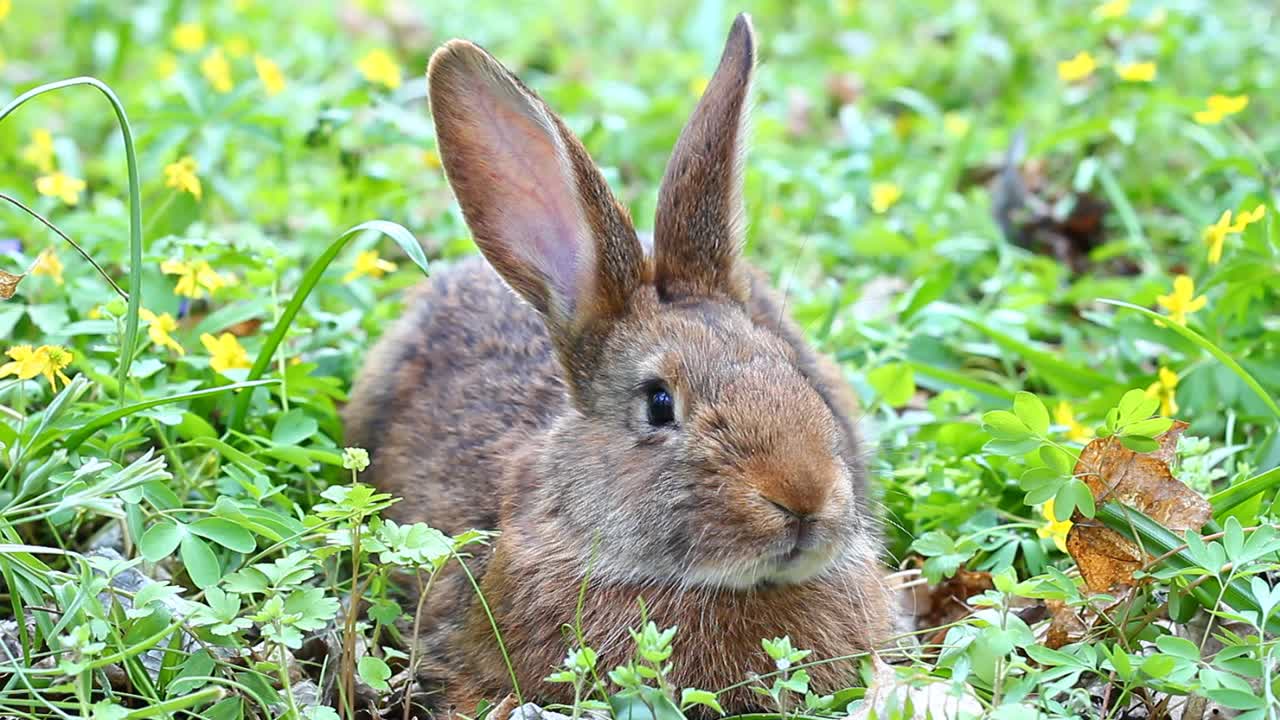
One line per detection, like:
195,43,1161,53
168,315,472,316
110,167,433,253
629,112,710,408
190,518,256,554
179,535,221,589
1154,635,1200,662
271,409,319,446
1119,435,1159,453
1205,689,1265,710
1140,654,1176,677
680,689,723,715
867,362,915,407
1055,478,1095,520
1121,417,1173,438
357,656,392,692
1040,445,1076,475
140,521,184,562
982,410,1030,440
1013,392,1049,436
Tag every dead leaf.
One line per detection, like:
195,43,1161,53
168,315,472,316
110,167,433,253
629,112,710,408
1043,599,1089,649
1067,525,1148,593
910,568,992,631
0,269,24,300
1066,422,1210,593
1074,421,1207,531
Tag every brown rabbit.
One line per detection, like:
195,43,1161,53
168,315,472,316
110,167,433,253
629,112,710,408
345,13,892,715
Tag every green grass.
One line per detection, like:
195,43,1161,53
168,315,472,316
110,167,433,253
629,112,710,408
1,0,1278,718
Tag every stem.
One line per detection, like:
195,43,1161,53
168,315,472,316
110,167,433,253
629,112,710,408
0,192,128,299
277,636,302,720
404,568,440,720
342,467,364,720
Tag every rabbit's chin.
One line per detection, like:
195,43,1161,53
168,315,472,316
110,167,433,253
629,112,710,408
682,541,843,592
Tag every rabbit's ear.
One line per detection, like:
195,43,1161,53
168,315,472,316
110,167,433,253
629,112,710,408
428,41,645,336
653,13,755,302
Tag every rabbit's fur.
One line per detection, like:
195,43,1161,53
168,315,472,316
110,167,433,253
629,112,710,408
345,14,892,714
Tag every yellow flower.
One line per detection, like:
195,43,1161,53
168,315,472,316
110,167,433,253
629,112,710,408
140,308,185,356
254,55,286,96
36,172,87,206
942,112,971,138
1203,210,1235,265
200,47,233,93
343,250,398,283
1194,94,1248,125
0,0,12,21
225,35,251,59
422,149,442,169
1092,0,1129,20
357,49,402,90
156,53,179,80
171,22,206,53
1155,275,1207,327
1057,52,1096,83
1116,62,1156,83
31,248,63,285
869,182,902,214
689,75,710,97
201,332,251,374
1038,499,1072,553
1146,367,1179,417
1053,401,1094,443
0,345,74,391
1236,203,1266,227
22,129,55,173
87,305,105,320
161,259,236,298
163,156,202,199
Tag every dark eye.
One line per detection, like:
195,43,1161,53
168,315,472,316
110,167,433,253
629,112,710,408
646,384,676,427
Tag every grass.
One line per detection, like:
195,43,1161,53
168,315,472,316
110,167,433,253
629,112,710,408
0,0,1278,718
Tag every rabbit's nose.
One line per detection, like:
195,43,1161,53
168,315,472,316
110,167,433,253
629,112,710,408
765,497,821,550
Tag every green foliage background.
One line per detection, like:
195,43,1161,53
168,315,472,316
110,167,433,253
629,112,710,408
0,0,1277,717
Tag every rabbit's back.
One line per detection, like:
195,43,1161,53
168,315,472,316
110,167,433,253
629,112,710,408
344,255,565,535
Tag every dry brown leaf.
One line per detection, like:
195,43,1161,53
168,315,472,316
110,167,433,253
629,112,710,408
1067,524,1148,593
1066,422,1210,593
1043,599,1089,649
910,568,992,631
1073,421,1208,531
0,269,24,300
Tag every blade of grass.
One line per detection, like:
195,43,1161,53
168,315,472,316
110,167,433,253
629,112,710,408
0,77,143,406
56,379,278,453
1210,466,1280,515
1096,501,1276,634
227,220,426,432
1099,300,1280,421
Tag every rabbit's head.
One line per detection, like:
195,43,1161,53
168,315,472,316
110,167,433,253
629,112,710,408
428,15,875,590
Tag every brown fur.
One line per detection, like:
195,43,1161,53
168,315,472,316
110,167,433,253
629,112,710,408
345,13,891,716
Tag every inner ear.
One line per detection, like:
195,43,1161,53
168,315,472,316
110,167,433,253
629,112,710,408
652,13,755,302
427,39,645,333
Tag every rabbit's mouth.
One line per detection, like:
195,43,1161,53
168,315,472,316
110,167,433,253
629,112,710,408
685,541,840,591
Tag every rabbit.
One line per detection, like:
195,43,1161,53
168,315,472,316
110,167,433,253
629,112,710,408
344,13,893,715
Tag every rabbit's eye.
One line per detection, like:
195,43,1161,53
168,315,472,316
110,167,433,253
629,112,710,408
646,384,676,427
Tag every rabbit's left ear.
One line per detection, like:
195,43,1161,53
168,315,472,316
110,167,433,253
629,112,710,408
653,13,755,303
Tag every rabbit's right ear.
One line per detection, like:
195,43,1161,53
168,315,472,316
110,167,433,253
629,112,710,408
428,41,646,339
